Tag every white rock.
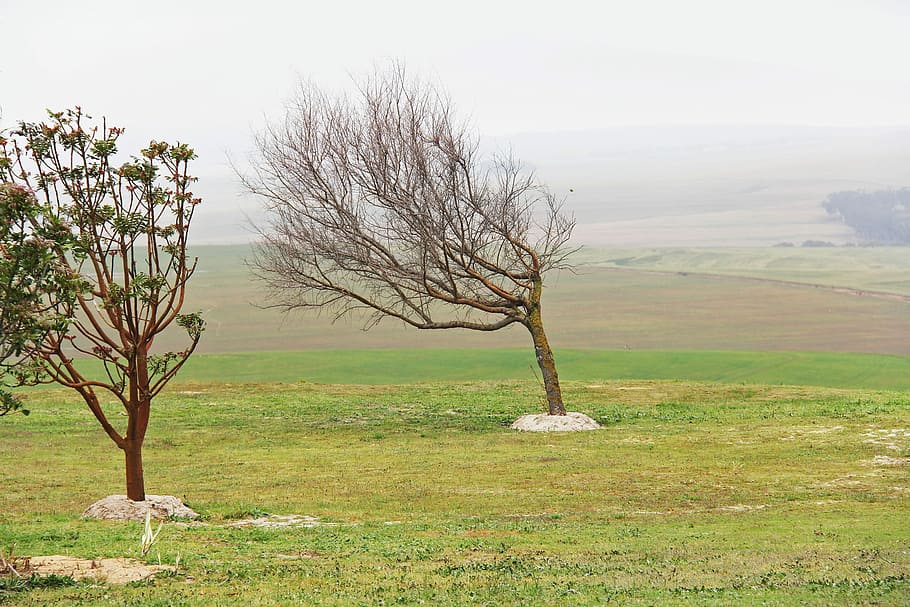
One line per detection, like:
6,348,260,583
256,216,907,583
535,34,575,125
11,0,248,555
510,412,601,432
82,495,199,521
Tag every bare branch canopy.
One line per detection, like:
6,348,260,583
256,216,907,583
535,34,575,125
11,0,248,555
243,67,576,415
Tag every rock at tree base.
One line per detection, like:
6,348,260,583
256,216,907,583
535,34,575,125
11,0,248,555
82,495,199,521
510,412,601,432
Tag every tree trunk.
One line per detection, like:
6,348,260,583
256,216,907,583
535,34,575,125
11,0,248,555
526,281,566,416
123,439,146,501
123,353,151,502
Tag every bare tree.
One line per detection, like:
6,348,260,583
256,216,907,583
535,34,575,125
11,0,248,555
0,108,204,500
244,68,575,415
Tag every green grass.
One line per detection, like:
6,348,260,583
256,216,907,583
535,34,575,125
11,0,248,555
4,244,910,604
163,245,910,356
2,379,909,605
47,348,910,391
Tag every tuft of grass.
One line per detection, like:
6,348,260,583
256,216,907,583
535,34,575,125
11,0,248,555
224,506,271,520
0,573,78,595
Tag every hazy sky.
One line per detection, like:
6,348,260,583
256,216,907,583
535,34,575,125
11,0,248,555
2,0,909,242
3,0,908,135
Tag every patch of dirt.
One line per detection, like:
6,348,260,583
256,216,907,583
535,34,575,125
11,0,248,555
503,512,560,520
806,426,844,434
716,504,768,513
780,425,844,441
624,505,769,516
227,514,336,529
510,412,600,432
621,436,656,445
863,428,910,451
274,552,319,560
869,455,910,466
819,473,880,489
463,530,519,538
82,495,199,521
21,555,168,584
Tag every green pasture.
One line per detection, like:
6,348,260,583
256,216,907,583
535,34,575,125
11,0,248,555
52,348,910,392
2,379,909,605
3,244,910,604
579,246,910,296
168,245,910,356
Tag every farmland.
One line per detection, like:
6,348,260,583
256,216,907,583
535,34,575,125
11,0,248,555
2,380,910,605
1,244,909,605
175,245,910,356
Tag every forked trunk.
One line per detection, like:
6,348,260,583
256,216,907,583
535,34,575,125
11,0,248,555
526,281,566,416
123,439,145,501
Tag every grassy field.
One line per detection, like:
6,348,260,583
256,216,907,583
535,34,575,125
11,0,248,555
45,348,910,392
1,379,909,605
167,245,910,355
3,245,909,604
577,247,910,295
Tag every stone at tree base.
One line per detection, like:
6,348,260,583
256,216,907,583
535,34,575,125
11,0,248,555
82,495,199,521
510,412,601,432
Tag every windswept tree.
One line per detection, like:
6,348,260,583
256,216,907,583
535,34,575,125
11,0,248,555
0,108,204,501
244,68,575,415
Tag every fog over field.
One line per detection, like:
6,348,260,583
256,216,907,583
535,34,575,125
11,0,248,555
5,1,910,249
190,124,910,247
503,125,910,247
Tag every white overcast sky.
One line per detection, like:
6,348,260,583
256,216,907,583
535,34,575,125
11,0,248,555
2,0,909,179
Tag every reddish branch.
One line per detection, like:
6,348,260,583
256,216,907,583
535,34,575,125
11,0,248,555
244,67,575,415
1,109,204,499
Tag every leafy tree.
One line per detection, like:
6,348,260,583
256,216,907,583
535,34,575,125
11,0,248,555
0,182,79,416
823,188,910,244
0,108,204,501
244,68,575,415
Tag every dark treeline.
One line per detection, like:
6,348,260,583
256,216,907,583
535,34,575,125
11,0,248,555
823,188,910,244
